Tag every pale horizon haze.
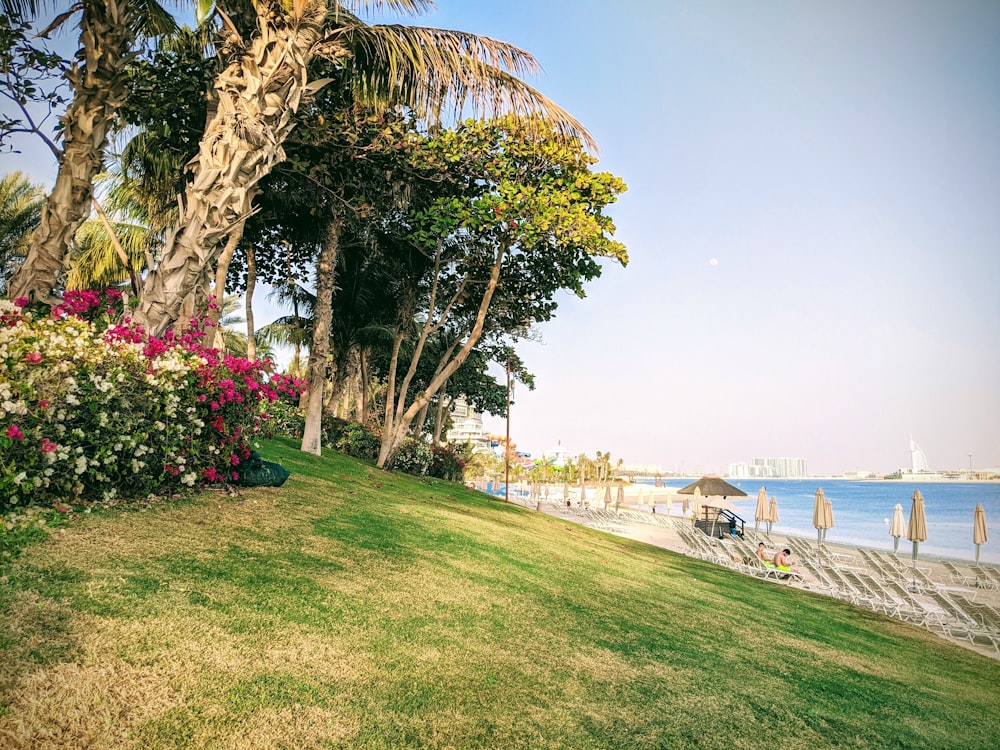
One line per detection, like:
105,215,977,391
3,1,998,476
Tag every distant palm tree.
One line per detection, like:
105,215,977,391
0,171,44,294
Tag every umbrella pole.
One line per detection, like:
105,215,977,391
976,544,981,564
893,537,899,554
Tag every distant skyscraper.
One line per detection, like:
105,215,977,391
727,457,808,478
910,437,930,473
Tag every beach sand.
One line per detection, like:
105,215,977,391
532,500,1000,660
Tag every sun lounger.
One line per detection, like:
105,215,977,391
941,561,979,587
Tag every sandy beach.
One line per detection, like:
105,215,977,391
527,498,1000,661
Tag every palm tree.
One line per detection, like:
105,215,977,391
133,0,593,338
0,171,44,294
2,0,176,304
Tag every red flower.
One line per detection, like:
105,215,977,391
40,438,58,454
5,424,24,440
25,351,42,364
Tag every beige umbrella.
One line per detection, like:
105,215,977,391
615,484,624,512
889,503,906,553
691,486,702,517
823,500,834,541
768,496,779,534
907,490,928,561
754,486,769,535
812,488,829,542
974,503,988,563
604,484,612,507
664,493,672,515
562,482,569,502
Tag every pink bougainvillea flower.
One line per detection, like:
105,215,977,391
38,400,49,408
13,297,28,308
40,438,58,453
5,424,24,440
25,351,42,364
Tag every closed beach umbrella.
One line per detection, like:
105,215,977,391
563,482,569,501
889,503,906,553
907,490,928,561
974,504,988,563
768,496,779,534
615,484,624,512
665,493,672,515
813,488,828,542
823,500,834,541
604,484,612,507
754,486,768,535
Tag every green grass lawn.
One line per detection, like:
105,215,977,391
2,437,998,749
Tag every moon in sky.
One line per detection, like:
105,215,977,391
709,258,719,267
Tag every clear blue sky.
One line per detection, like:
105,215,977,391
3,1,998,475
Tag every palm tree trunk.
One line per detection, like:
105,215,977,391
245,246,257,360
8,0,135,303
301,215,340,455
134,0,326,337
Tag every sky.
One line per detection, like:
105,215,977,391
3,1,998,476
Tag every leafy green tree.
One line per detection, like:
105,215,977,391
132,0,592,337
376,116,627,467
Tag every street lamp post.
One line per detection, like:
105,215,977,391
504,358,511,503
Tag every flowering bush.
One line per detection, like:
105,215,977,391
429,444,467,482
389,437,433,476
0,292,280,510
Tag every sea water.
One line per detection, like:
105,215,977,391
645,478,1000,564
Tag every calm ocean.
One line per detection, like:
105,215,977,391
645,478,1000,564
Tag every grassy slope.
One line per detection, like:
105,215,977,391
1,437,998,749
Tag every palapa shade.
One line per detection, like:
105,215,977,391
907,490,928,561
974,503,988,563
812,488,829,542
754,487,769,535
678,476,747,498
889,503,906,553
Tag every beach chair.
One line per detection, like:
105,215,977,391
941,561,978,587
969,565,1000,590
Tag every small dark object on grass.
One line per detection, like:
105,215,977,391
234,452,291,487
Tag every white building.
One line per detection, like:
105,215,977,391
541,441,577,468
728,457,808,478
444,398,491,452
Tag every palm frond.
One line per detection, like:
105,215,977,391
335,0,434,18
65,218,148,290
321,23,594,150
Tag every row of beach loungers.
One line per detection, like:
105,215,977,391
509,497,1000,654
672,520,1000,653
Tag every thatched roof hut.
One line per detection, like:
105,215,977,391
677,476,747,498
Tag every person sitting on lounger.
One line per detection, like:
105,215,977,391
773,548,794,571
757,543,769,562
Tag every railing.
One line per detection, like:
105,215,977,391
694,507,745,539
